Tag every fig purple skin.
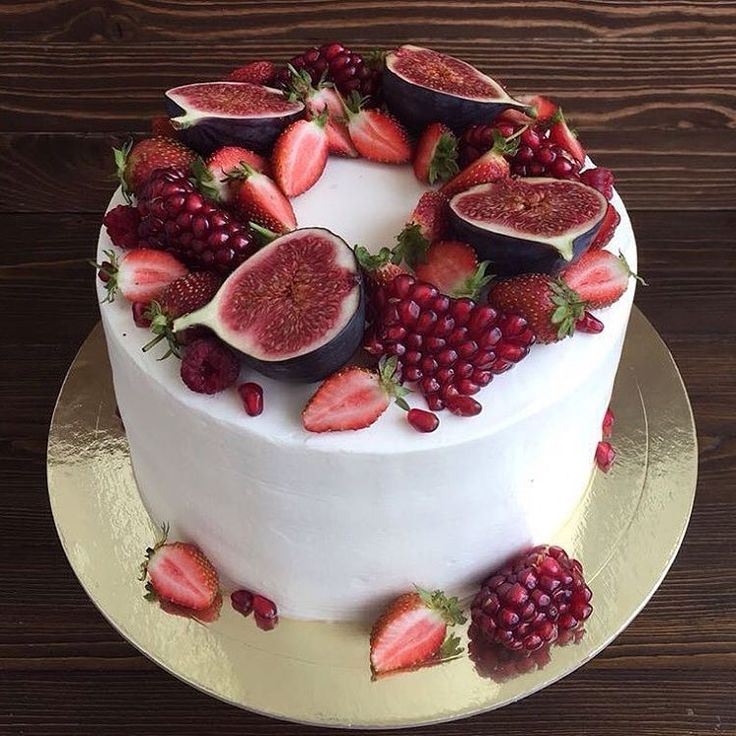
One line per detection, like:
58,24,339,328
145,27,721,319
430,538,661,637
172,228,365,383
165,81,304,156
449,178,608,276
382,45,527,133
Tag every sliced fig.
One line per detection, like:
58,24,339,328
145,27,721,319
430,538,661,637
173,228,364,383
382,45,526,133
449,178,608,276
165,82,305,156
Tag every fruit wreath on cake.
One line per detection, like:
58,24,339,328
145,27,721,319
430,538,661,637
95,43,640,678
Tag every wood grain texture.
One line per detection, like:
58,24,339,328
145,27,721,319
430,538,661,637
0,1,735,734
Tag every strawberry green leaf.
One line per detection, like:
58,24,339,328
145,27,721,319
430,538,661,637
355,245,393,272
439,632,464,660
416,587,468,626
394,223,430,269
428,132,460,185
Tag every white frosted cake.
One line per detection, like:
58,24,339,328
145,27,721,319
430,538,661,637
97,157,636,621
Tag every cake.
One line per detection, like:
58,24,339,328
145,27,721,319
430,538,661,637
95,44,636,638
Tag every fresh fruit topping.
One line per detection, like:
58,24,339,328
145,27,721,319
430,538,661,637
394,191,449,269
165,81,305,156
132,302,152,328
140,524,220,611
231,589,254,616
561,250,639,309
180,337,240,394
602,407,615,438
519,94,559,125
143,271,222,358
367,274,534,411
272,114,329,196
440,137,512,199
596,441,616,472
281,41,382,102
580,166,615,200
302,357,408,433
589,203,621,250
413,123,459,185
470,544,592,651
114,137,196,200
449,177,608,273
370,587,466,676
226,60,276,85
94,248,188,304
342,92,412,164
576,310,604,334
407,408,440,433
227,164,297,233
447,395,482,417
355,246,408,288
174,228,365,383
548,109,586,165
383,45,525,132
151,115,179,139
136,167,258,273
488,273,586,344
158,592,223,623
204,145,270,202
238,382,264,416
103,204,143,250
252,593,279,631
414,240,491,299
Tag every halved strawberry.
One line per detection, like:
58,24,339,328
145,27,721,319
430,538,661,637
440,137,511,198
394,191,449,269
343,92,412,164
141,525,220,611
589,203,621,250
414,241,491,299
354,246,408,287
370,588,466,677
228,164,297,233
114,137,196,200
518,94,559,125
202,145,270,203
226,60,276,85
548,109,586,165
151,116,178,139
302,357,408,432
413,123,459,185
272,114,329,197
562,250,640,309
159,592,223,623
95,248,188,304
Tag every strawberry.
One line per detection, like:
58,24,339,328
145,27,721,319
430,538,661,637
548,109,586,165
201,145,270,202
414,240,491,299
144,271,223,358
226,60,276,85
589,203,621,250
151,116,178,139
113,137,195,200
394,191,449,269
518,94,559,125
342,92,412,164
440,137,511,198
272,113,329,197
140,525,219,611
94,248,188,304
354,246,408,287
561,249,640,309
488,273,586,344
413,123,459,185
495,106,536,127
370,588,466,677
228,164,297,233
159,592,223,623
302,357,409,433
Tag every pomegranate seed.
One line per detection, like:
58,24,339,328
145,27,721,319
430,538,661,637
231,589,254,616
551,157,575,178
596,441,616,472
419,376,440,395
410,282,438,307
420,356,438,375
516,144,534,162
440,383,460,403
435,367,455,384
472,369,493,387
520,127,542,148
252,594,277,620
415,311,438,334
238,382,263,416
425,393,445,411
451,298,475,325
602,407,615,438
455,379,480,395
404,350,422,366
397,300,420,326
447,396,482,417
536,146,556,165
405,333,423,350
577,311,604,334
437,348,458,367
391,274,415,298
425,335,447,352
407,408,439,433
403,366,423,382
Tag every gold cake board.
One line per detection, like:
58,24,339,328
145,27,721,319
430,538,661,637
47,308,697,729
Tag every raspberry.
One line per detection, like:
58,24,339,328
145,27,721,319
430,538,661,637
470,545,592,652
366,274,534,412
103,204,143,249
580,166,615,200
180,338,240,394
137,168,257,274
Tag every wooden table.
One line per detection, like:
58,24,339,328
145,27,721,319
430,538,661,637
2,2,734,734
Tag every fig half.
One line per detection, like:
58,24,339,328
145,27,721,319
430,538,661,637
382,45,526,132
449,178,608,276
173,228,365,383
165,82,305,155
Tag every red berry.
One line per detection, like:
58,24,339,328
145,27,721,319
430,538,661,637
103,204,143,250
602,407,615,438
180,338,240,394
230,589,254,616
407,408,439,433
238,382,264,416
596,441,616,472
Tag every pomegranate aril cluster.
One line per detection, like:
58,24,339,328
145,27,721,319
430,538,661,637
137,167,258,273
366,274,534,413
470,545,592,652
